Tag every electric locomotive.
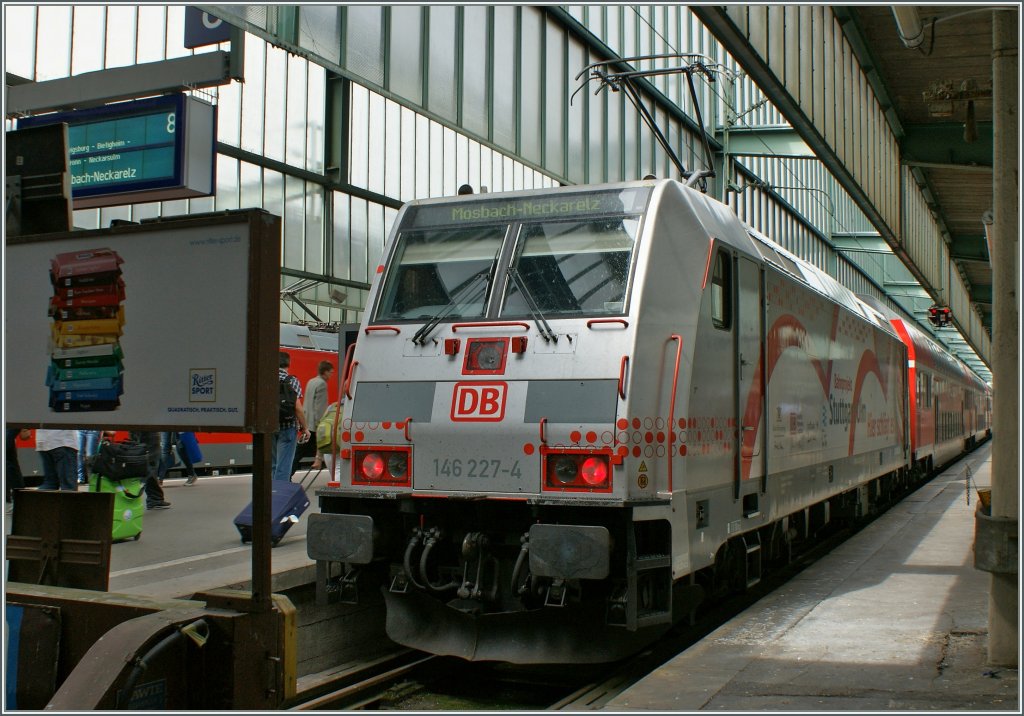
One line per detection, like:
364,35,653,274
307,178,980,663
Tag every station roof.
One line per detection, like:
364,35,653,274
837,6,996,333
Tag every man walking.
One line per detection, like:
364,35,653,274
274,351,310,482
298,360,334,472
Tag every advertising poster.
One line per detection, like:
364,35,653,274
5,214,276,430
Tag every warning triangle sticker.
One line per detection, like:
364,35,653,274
638,460,649,472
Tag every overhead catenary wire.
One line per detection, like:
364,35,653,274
573,52,731,187
624,7,854,236
623,7,986,372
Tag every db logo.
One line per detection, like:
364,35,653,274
451,382,507,422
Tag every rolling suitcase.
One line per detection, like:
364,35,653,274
89,474,144,541
233,470,318,547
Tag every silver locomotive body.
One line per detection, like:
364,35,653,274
308,179,914,662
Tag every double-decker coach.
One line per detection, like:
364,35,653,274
862,296,992,473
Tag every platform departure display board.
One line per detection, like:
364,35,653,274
67,109,177,191
18,94,215,209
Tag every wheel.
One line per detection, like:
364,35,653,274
271,537,281,548
133,533,141,541
241,537,251,544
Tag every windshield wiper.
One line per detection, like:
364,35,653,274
508,267,557,343
411,268,490,345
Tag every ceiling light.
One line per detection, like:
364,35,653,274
892,6,925,49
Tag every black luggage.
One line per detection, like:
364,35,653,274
233,470,318,547
90,439,149,481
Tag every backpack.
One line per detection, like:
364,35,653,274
90,440,150,480
279,374,298,422
316,403,339,450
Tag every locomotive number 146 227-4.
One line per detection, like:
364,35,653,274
432,458,522,479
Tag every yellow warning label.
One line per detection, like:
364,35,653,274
638,460,649,472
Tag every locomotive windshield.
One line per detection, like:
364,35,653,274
374,187,650,323
375,226,506,321
500,218,638,317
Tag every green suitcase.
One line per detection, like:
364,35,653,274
89,474,144,541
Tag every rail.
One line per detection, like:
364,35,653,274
666,335,683,494
343,361,359,400
587,318,629,329
286,649,433,710
340,343,356,399
618,356,630,399
451,321,530,333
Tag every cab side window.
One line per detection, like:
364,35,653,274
711,251,731,330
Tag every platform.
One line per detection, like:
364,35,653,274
6,468,327,601
604,441,1019,711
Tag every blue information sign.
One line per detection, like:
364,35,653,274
18,94,215,208
184,7,232,49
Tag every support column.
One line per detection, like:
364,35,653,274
251,432,273,613
987,8,1018,667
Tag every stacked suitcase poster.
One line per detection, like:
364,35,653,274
47,248,126,412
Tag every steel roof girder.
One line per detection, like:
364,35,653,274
717,126,816,158
901,123,994,168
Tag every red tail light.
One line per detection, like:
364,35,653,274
361,453,385,480
543,450,612,492
353,446,411,486
580,456,608,485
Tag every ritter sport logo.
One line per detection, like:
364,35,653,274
189,369,217,402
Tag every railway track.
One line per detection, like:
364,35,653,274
284,565,822,711
286,649,433,710
287,463,956,711
282,525,879,711
287,649,601,710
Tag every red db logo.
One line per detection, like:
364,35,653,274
451,382,507,422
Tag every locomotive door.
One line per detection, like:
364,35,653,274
734,255,765,499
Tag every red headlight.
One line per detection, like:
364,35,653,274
353,447,412,486
580,456,608,485
543,451,611,492
361,452,385,480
